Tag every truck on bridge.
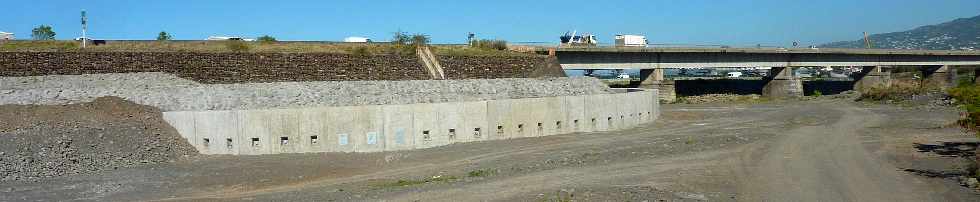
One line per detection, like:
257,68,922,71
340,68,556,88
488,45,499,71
615,35,647,47
559,31,597,47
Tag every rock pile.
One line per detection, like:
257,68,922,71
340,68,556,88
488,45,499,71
0,97,197,182
676,94,763,104
1,73,614,111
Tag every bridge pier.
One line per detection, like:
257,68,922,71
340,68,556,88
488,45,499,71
853,66,892,93
923,65,956,89
975,68,980,84
762,67,803,99
639,69,676,103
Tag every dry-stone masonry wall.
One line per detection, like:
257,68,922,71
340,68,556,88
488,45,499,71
0,52,567,83
437,55,567,79
0,52,429,83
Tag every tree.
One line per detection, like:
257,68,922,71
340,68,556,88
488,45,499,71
257,35,277,43
391,31,411,45
410,34,430,47
157,31,172,41
31,25,56,40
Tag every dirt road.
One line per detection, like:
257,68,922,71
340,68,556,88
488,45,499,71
735,105,951,201
2,100,976,201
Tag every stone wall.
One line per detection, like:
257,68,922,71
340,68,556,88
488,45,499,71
436,55,566,79
0,52,429,83
0,52,567,83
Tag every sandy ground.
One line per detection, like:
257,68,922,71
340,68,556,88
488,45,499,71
2,99,977,201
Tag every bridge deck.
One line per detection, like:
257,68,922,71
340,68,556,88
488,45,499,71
543,47,980,69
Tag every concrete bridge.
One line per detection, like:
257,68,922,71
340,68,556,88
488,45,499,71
539,47,980,101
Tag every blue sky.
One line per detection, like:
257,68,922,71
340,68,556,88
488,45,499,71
3,0,980,46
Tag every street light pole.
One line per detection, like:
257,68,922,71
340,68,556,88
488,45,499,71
81,10,87,49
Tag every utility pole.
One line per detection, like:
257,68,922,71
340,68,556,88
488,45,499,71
81,10,87,48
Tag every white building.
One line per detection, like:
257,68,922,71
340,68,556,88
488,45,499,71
343,36,372,43
0,32,13,40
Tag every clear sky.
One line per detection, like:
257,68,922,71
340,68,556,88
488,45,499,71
3,0,980,46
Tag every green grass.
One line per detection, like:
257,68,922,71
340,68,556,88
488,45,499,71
467,169,497,177
949,81,980,138
372,175,459,189
431,45,535,57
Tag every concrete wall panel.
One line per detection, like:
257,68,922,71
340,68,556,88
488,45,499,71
162,111,198,152
542,96,565,136
461,101,489,143
412,103,441,149
562,95,586,133
327,106,357,153
436,102,465,146
300,107,332,153
486,99,513,140
274,109,304,154
241,109,279,155
382,104,415,151
585,95,609,131
353,105,385,153
193,111,240,155
512,98,536,138
525,97,548,137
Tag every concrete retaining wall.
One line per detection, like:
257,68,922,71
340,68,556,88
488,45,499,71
161,90,659,155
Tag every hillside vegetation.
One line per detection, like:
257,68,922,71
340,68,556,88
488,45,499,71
821,15,980,50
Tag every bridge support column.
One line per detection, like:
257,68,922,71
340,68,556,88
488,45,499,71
923,65,956,89
853,66,892,93
639,68,675,103
975,67,980,84
762,67,803,99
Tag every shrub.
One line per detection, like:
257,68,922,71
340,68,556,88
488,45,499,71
157,31,172,41
257,35,277,44
349,46,371,56
224,40,250,52
471,39,508,50
949,83,980,136
410,34,430,47
858,80,931,101
812,90,823,97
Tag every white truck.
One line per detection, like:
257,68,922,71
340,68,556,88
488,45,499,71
560,31,598,47
615,35,647,47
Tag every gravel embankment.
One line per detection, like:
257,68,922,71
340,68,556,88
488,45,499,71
0,72,613,111
0,97,198,182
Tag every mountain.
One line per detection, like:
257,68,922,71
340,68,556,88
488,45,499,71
820,15,980,50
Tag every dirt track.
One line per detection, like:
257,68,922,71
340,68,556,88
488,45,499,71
2,99,977,201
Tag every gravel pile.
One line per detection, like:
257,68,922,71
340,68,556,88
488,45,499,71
0,97,198,182
676,94,763,104
1,72,613,111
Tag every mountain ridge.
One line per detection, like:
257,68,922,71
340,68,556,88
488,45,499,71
820,15,980,50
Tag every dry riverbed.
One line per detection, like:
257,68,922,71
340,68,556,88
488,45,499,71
1,98,977,201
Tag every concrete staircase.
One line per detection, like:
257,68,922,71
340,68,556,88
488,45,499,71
416,46,445,79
